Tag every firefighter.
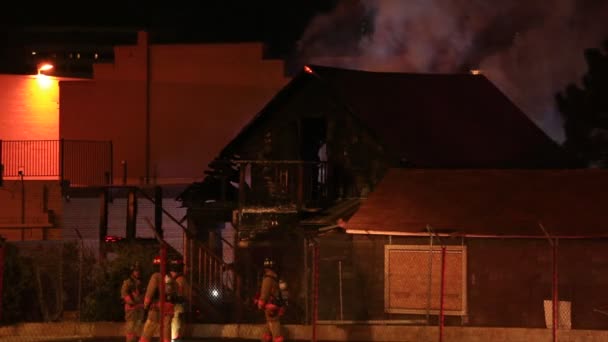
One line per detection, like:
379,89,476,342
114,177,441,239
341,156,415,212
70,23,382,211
139,256,177,342
256,257,286,342
168,258,189,342
121,262,145,342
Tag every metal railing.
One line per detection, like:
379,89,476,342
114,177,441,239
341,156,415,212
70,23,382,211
0,139,112,186
137,188,237,323
185,237,236,322
235,160,329,210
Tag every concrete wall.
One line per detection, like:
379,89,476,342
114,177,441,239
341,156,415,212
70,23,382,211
0,179,188,247
0,74,61,141
59,32,289,185
0,180,62,241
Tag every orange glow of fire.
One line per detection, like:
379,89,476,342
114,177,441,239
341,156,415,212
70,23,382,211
470,69,481,75
304,65,314,74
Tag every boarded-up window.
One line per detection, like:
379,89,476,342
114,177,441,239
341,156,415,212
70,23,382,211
384,245,467,315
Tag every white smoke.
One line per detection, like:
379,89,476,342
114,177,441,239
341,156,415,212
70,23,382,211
296,0,608,143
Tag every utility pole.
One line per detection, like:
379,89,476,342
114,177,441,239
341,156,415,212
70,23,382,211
144,30,151,184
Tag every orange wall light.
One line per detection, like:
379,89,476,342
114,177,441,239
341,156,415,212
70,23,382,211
37,63,54,74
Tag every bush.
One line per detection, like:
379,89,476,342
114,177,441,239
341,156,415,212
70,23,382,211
1,243,38,322
0,240,160,323
80,243,157,321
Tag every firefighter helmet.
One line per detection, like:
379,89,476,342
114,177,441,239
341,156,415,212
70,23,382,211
263,257,275,269
168,258,184,273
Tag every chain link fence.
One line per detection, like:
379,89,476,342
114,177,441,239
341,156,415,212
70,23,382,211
2,241,86,324
2,232,608,341
0,239,159,337
313,232,608,341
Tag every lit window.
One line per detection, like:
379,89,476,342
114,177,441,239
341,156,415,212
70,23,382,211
31,51,37,55
76,53,81,59
94,53,99,59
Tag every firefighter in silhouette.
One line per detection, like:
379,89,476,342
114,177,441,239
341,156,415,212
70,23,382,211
168,258,189,342
256,257,287,342
121,262,145,342
139,256,177,342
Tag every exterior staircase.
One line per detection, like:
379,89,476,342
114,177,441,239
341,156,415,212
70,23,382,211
137,188,239,323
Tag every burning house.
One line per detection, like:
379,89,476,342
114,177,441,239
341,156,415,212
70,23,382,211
179,64,580,323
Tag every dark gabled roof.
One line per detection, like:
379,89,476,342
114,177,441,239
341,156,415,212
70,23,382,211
308,65,578,168
222,65,579,168
346,168,608,237
219,74,308,158
222,66,582,168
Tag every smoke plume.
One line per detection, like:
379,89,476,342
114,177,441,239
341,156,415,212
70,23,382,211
296,0,608,143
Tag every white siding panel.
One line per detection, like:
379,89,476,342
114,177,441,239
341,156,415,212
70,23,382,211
61,197,101,251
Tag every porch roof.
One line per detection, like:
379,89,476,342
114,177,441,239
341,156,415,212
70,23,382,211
346,168,608,238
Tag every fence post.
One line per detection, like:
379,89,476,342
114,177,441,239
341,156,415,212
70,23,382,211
338,260,344,321
99,188,108,260
552,238,559,342
439,246,446,342
426,225,446,342
74,228,84,323
312,242,319,342
0,239,5,322
539,223,558,342
426,234,434,324
159,240,167,340
304,237,309,324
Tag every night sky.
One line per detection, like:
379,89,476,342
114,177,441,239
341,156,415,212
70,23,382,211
0,1,338,71
2,0,607,142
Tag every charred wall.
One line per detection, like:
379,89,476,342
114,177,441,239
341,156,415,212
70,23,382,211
227,78,389,199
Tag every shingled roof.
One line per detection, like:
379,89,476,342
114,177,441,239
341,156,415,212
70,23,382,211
307,65,578,168
222,65,579,168
346,168,608,238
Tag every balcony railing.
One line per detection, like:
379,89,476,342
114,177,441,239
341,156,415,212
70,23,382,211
0,139,112,186
235,160,329,211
